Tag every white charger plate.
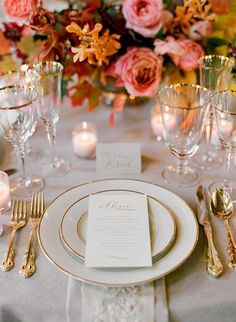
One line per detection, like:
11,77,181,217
60,190,176,262
38,179,198,286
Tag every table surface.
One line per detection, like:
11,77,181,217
0,99,236,322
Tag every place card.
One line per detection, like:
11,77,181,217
85,194,152,268
96,143,141,174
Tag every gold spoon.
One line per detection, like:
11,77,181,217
211,188,236,270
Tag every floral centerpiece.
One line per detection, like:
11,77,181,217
0,0,235,124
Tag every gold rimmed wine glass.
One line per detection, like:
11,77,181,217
27,61,71,176
0,85,45,197
0,69,42,160
193,55,234,170
158,84,211,187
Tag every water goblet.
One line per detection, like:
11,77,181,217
193,55,234,170
0,70,41,160
0,85,45,196
158,84,211,187
209,90,236,201
27,61,71,176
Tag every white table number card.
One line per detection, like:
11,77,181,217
85,194,152,268
96,143,141,174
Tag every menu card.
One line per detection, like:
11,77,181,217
85,194,152,268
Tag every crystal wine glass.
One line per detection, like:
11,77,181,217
27,62,71,176
0,85,45,196
0,70,41,159
158,84,211,187
209,90,236,201
193,55,234,170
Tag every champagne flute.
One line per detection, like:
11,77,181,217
193,55,234,170
0,85,44,196
27,62,71,176
158,84,210,187
209,90,236,201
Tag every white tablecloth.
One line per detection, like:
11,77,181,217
0,99,236,322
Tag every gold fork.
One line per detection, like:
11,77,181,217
19,192,44,278
1,200,27,271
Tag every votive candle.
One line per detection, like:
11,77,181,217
0,171,10,211
150,104,163,141
72,122,97,158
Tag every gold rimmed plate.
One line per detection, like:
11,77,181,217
59,190,176,264
38,179,198,286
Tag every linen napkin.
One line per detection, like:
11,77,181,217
66,277,169,322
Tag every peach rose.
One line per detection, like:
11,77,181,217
189,21,212,41
122,0,163,38
179,39,204,72
154,36,186,65
115,47,163,97
3,0,39,20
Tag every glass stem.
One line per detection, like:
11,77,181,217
176,158,188,176
45,122,58,166
25,141,31,155
224,148,232,190
205,107,214,146
14,141,26,182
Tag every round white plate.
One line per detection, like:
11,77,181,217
60,190,176,262
38,179,198,286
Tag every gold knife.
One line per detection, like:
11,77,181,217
196,185,223,278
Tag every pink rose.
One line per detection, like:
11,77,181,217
3,0,39,20
115,47,163,97
179,39,204,72
122,0,163,38
154,36,186,65
189,21,212,41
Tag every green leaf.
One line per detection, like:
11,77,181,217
128,29,137,40
54,23,62,31
163,0,172,9
154,27,164,40
107,7,117,19
61,78,68,98
207,37,228,52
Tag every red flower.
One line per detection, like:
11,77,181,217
3,22,25,42
37,31,65,61
30,9,56,33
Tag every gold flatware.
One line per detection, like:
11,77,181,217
196,186,223,278
211,188,236,270
1,200,27,271
19,192,44,278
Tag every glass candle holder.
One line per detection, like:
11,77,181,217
0,171,11,212
72,122,98,158
150,104,163,141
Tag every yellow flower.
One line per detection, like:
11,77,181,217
66,22,121,66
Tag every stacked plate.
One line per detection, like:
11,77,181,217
38,179,198,286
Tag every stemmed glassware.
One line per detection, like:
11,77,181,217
27,62,71,176
158,84,211,187
193,55,234,170
0,70,41,159
209,90,236,201
0,85,45,196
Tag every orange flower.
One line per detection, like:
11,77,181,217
66,22,121,66
173,0,215,35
